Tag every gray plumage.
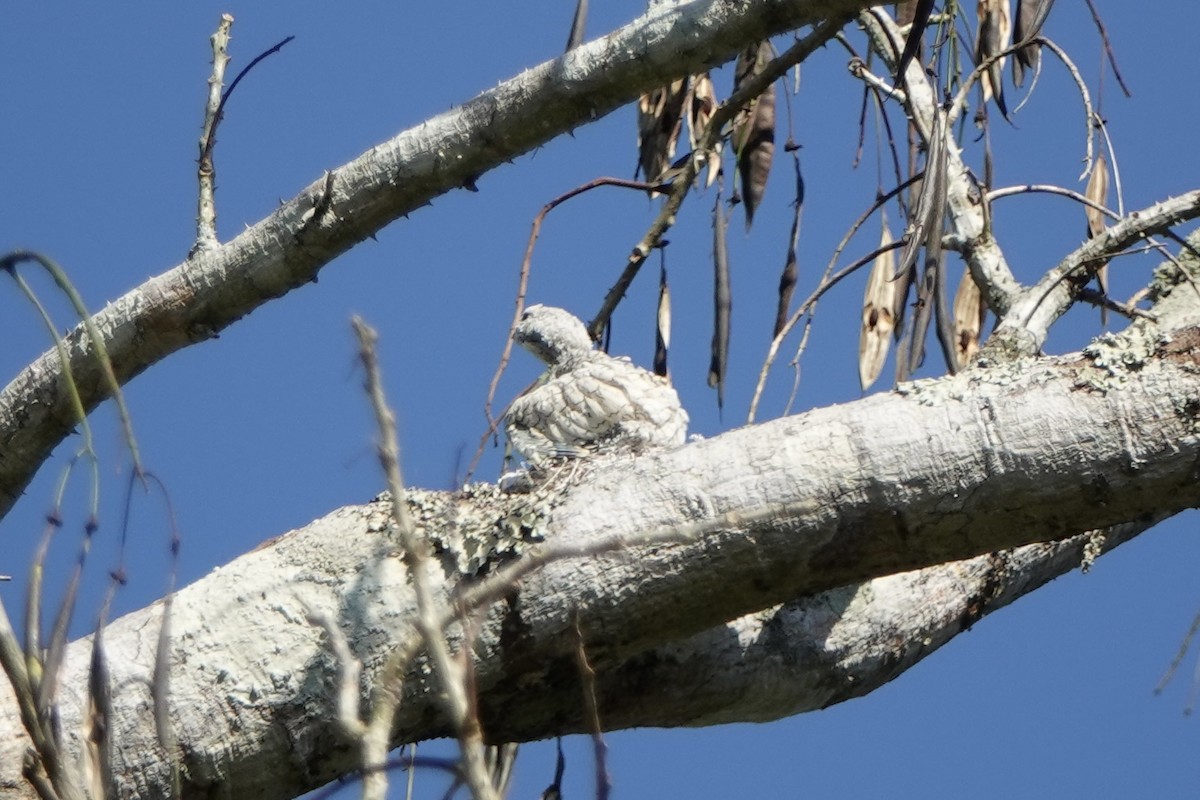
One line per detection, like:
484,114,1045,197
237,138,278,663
505,305,688,464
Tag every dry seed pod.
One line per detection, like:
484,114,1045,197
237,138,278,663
1013,0,1054,87
1084,153,1110,239
1084,152,1111,320
637,79,687,184
975,0,1011,117
732,41,776,229
859,216,897,391
654,263,671,378
686,72,722,188
953,267,987,368
774,155,804,339
709,199,731,409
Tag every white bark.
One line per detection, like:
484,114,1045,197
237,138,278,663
2,320,1198,797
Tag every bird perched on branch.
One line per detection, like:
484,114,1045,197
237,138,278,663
505,304,688,465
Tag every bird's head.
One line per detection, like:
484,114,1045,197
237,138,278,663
512,304,594,366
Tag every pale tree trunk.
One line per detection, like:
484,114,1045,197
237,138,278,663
3,1,1200,799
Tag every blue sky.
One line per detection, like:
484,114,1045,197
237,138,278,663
2,2,1199,798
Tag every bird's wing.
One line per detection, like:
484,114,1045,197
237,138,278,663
505,355,688,464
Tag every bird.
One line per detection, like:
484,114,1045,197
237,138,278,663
505,304,688,465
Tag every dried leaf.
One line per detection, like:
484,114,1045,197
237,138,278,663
685,72,722,188
654,262,671,377
709,198,731,410
975,0,1011,118
1085,152,1111,321
732,41,776,229
1013,0,1054,87
953,267,987,368
859,215,897,391
636,79,687,184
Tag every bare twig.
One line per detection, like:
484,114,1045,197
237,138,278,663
307,610,367,739
1092,114,1125,216
1,250,152,799
1002,190,1200,348
1033,37,1096,182
305,752,465,800
201,33,296,169
194,14,234,254
986,181,1189,294
986,182,1116,219
1080,0,1132,98
353,318,499,800
1155,608,1200,716
193,26,295,255
1076,287,1155,322
984,182,1189,278
781,311,813,417
573,615,610,800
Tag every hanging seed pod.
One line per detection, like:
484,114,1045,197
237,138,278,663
654,262,671,377
953,267,987,368
685,72,722,188
974,0,1011,118
774,154,804,339
1084,152,1111,322
732,41,776,229
708,196,732,410
1013,0,1054,87
859,215,897,391
636,79,687,184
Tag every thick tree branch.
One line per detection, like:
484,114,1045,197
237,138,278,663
997,190,1200,350
0,0,873,520
516,519,1152,734
2,335,1198,798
